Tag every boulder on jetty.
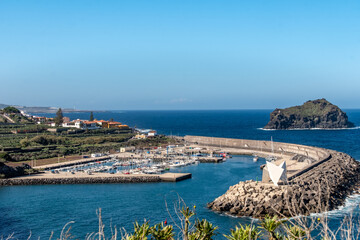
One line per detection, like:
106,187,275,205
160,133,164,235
208,151,360,218
263,99,355,129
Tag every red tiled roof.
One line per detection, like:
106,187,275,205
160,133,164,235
108,122,122,125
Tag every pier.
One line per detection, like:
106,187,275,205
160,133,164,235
184,135,331,180
0,172,192,185
33,156,112,170
159,172,192,182
183,136,360,218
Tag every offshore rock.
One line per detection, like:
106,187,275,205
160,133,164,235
264,99,355,129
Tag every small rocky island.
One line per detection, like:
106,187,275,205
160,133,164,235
264,99,355,130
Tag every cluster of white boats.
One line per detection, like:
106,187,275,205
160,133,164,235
50,157,200,175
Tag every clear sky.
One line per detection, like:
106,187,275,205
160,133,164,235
0,0,359,110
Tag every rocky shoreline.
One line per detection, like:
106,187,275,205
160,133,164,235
208,150,360,218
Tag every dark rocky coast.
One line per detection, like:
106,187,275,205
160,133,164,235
0,162,33,178
208,150,360,218
264,99,355,129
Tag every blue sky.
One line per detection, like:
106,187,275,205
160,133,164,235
0,0,359,110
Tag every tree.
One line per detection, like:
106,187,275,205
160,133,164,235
89,111,94,121
109,118,114,122
0,152,12,163
3,106,20,114
54,108,64,126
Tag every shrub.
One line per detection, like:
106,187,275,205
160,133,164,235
3,106,20,114
0,152,12,162
30,135,65,145
20,137,31,147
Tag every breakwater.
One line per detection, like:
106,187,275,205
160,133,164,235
184,135,330,163
185,136,360,218
0,176,161,185
0,172,192,186
34,156,112,170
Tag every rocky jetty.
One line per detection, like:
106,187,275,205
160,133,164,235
0,176,161,186
264,99,355,129
208,151,360,218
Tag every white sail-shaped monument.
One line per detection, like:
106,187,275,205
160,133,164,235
266,160,287,186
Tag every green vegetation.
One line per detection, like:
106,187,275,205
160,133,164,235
0,152,12,162
7,203,356,240
90,111,94,121
0,131,136,162
0,106,178,164
3,106,20,114
0,111,177,163
280,98,337,117
224,224,261,240
54,108,63,126
0,106,32,124
259,215,286,240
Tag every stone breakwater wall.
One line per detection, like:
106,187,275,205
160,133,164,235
0,176,161,186
208,151,360,217
184,136,360,218
184,136,330,162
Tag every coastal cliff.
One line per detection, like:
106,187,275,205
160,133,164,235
263,99,354,129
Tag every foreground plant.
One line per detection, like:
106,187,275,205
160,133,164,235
5,198,360,240
224,224,261,240
284,225,306,240
150,223,174,240
260,215,286,240
188,219,218,240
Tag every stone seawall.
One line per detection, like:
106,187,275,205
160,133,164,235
184,136,360,218
208,151,360,217
0,176,161,186
184,136,330,162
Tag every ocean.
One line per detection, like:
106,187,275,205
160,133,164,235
1,110,360,239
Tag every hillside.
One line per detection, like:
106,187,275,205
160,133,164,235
0,104,92,113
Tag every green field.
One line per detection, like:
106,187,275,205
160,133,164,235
0,109,175,164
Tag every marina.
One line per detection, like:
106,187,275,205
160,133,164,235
4,146,225,185
1,110,360,239
7,137,319,186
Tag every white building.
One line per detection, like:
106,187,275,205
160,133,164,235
62,120,100,130
148,130,157,137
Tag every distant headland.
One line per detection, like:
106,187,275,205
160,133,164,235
263,99,355,130
0,103,99,113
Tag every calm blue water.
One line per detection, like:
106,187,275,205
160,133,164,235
1,110,360,239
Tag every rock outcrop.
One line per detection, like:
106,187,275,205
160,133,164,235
208,151,360,218
0,162,33,178
264,99,355,129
